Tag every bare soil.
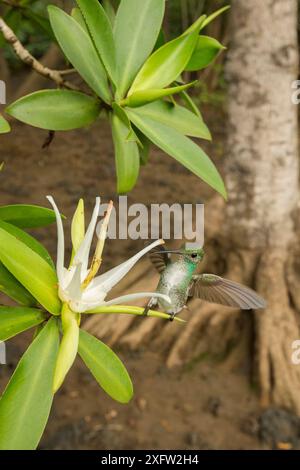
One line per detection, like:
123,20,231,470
1,111,299,450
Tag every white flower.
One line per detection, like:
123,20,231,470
47,196,170,313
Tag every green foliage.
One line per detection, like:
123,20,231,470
0,227,61,315
111,104,140,193
4,1,229,197
0,114,10,134
0,306,46,341
0,203,56,228
0,318,59,450
114,0,165,98
48,6,111,102
186,35,225,71
78,329,133,403
126,108,226,198
7,90,101,131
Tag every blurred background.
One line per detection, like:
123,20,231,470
1,0,300,450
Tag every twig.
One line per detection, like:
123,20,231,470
0,16,80,92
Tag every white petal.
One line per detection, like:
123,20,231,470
73,197,100,272
65,263,83,302
87,239,164,295
103,292,171,306
46,195,64,283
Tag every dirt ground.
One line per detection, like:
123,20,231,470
1,108,300,450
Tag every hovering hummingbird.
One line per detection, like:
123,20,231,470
143,245,266,320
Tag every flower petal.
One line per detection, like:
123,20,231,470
87,239,164,295
46,195,65,283
65,263,83,302
73,197,100,272
103,292,171,306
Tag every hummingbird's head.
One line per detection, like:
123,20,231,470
182,248,204,265
160,247,204,265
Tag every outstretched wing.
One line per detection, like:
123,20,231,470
149,245,170,273
189,274,266,309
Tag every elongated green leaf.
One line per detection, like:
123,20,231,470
0,220,54,268
79,329,133,403
76,0,117,83
48,6,111,102
122,81,197,107
200,6,230,30
0,204,56,228
0,306,46,341
0,204,57,229
0,318,59,450
129,25,200,94
111,107,140,194
135,129,151,165
180,89,202,118
0,229,61,315
7,90,100,131
103,0,116,25
114,0,165,97
0,262,36,306
126,100,211,140
186,36,225,71
0,114,10,134
71,7,89,34
127,110,227,199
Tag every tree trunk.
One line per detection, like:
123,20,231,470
85,0,300,414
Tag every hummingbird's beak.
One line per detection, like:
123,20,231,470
152,250,184,255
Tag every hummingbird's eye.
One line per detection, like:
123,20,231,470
191,253,197,259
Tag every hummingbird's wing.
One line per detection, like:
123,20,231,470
149,245,170,273
189,274,266,309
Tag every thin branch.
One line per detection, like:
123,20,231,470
0,16,80,92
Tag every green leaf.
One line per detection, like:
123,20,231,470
0,228,61,315
126,110,227,199
179,89,202,118
0,262,36,306
186,36,225,71
0,220,54,268
102,0,116,25
76,0,117,83
111,106,140,194
200,6,230,30
0,204,56,229
128,23,201,94
7,90,101,131
0,306,46,341
71,7,89,34
114,0,165,98
48,6,111,103
126,100,211,140
122,81,197,107
53,304,79,393
0,114,10,134
78,329,133,403
136,129,151,165
0,318,59,450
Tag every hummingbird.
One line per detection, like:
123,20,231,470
143,245,266,320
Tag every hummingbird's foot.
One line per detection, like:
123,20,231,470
142,306,150,317
169,313,176,322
